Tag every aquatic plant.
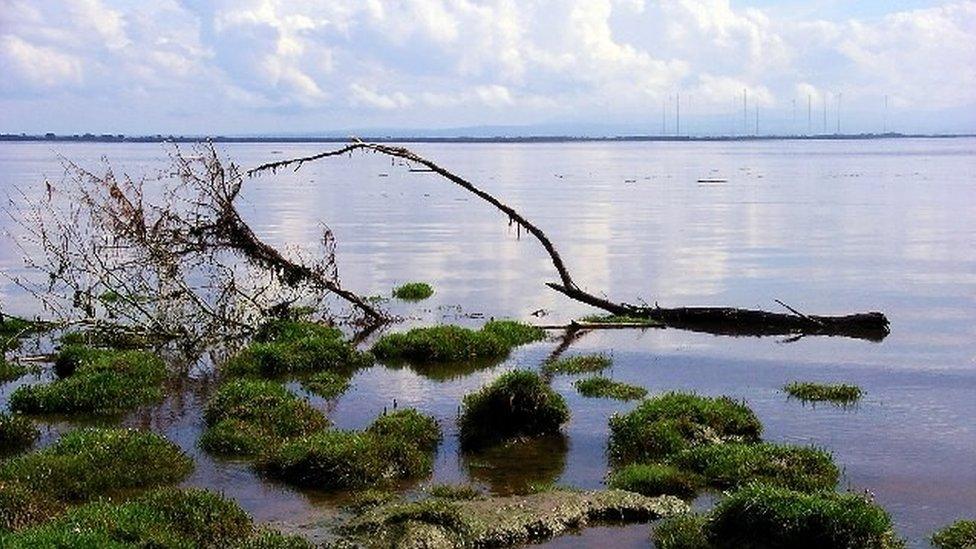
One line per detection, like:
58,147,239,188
931,519,976,549
542,354,612,375
0,414,37,454
0,428,192,503
458,370,569,450
373,320,543,365
784,381,863,403
480,320,546,347
392,282,434,300
653,513,712,549
0,359,27,383
578,314,662,327
300,370,351,399
201,379,328,456
0,483,63,532
670,442,839,493
608,392,762,464
9,346,167,414
574,376,647,400
259,409,440,490
607,463,702,498
224,320,372,378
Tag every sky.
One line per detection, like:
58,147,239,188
1,0,974,136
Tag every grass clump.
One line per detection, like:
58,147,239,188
373,319,544,365
575,376,647,400
225,319,371,378
392,282,434,300
458,370,569,450
671,442,839,493
59,327,154,350
0,428,192,504
259,408,440,491
0,359,27,382
608,392,762,464
653,513,712,549
201,379,328,456
607,463,701,498
301,371,351,400
785,381,863,404
542,354,612,375
932,520,976,549
10,346,166,414
0,414,37,455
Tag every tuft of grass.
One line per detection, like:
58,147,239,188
372,326,504,363
392,282,434,300
259,408,440,491
225,320,371,378
670,442,839,493
784,381,863,404
707,483,903,549
201,379,328,457
301,371,351,400
653,513,712,549
0,359,27,382
0,482,64,532
0,414,38,455
10,346,167,414
0,428,192,504
579,314,662,327
458,370,569,450
428,484,483,500
932,520,976,549
542,354,612,375
608,392,762,464
575,376,647,400
607,463,701,498
59,327,154,350
480,320,545,347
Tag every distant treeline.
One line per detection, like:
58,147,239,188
1,132,972,144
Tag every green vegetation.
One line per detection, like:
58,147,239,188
608,392,762,464
0,359,27,382
785,381,863,404
575,376,647,400
0,487,312,547
59,327,154,350
458,370,569,450
932,519,976,549
0,316,48,350
0,414,37,454
392,282,434,300
579,314,662,327
259,409,441,491
0,428,192,504
428,484,483,500
0,483,63,532
301,370,351,399
542,353,612,375
344,488,687,547
372,320,544,364
10,346,167,414
200,379,328,456
607,463,701,498
670,442,839,493
225,319,372,378
653,513,712,549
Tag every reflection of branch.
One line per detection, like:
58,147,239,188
250,141,890,341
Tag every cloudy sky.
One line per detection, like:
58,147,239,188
1,0,974,135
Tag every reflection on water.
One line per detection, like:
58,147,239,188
464,434,569,495
1,139,975,547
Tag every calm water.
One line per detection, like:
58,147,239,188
1,139,974,547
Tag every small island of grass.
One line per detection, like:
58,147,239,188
542,354,611,375
932,519,976,549
392,282,434,300
574,376,647,400
784,381,863,404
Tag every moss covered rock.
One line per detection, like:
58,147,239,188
10,346,167,414
458,370,569,450
608,392,762,464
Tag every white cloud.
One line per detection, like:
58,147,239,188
0,35,83,88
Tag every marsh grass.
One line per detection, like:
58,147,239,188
785,381,863,404
10,346,166,414
608,392,762,464
574,376,647,400
0,414,37,455
372,320,543,364
932,519,976,549
201,379,328,456
392,282,434,300
259,408,441,491
0,428,192,504
670,442,839,493
0,359,27,383
224,319,371,378
300,371,351,400
607,463,702,498
653,513,711,549
458,370,569,450
542,354,612,375
59,328,154,350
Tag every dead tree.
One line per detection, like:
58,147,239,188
249,141,889,341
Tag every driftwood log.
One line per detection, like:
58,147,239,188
249,141,889,342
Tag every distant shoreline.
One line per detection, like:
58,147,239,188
1,132,972,144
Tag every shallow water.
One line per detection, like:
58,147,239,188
1,139,974,547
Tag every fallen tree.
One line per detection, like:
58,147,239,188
249,141,890,342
